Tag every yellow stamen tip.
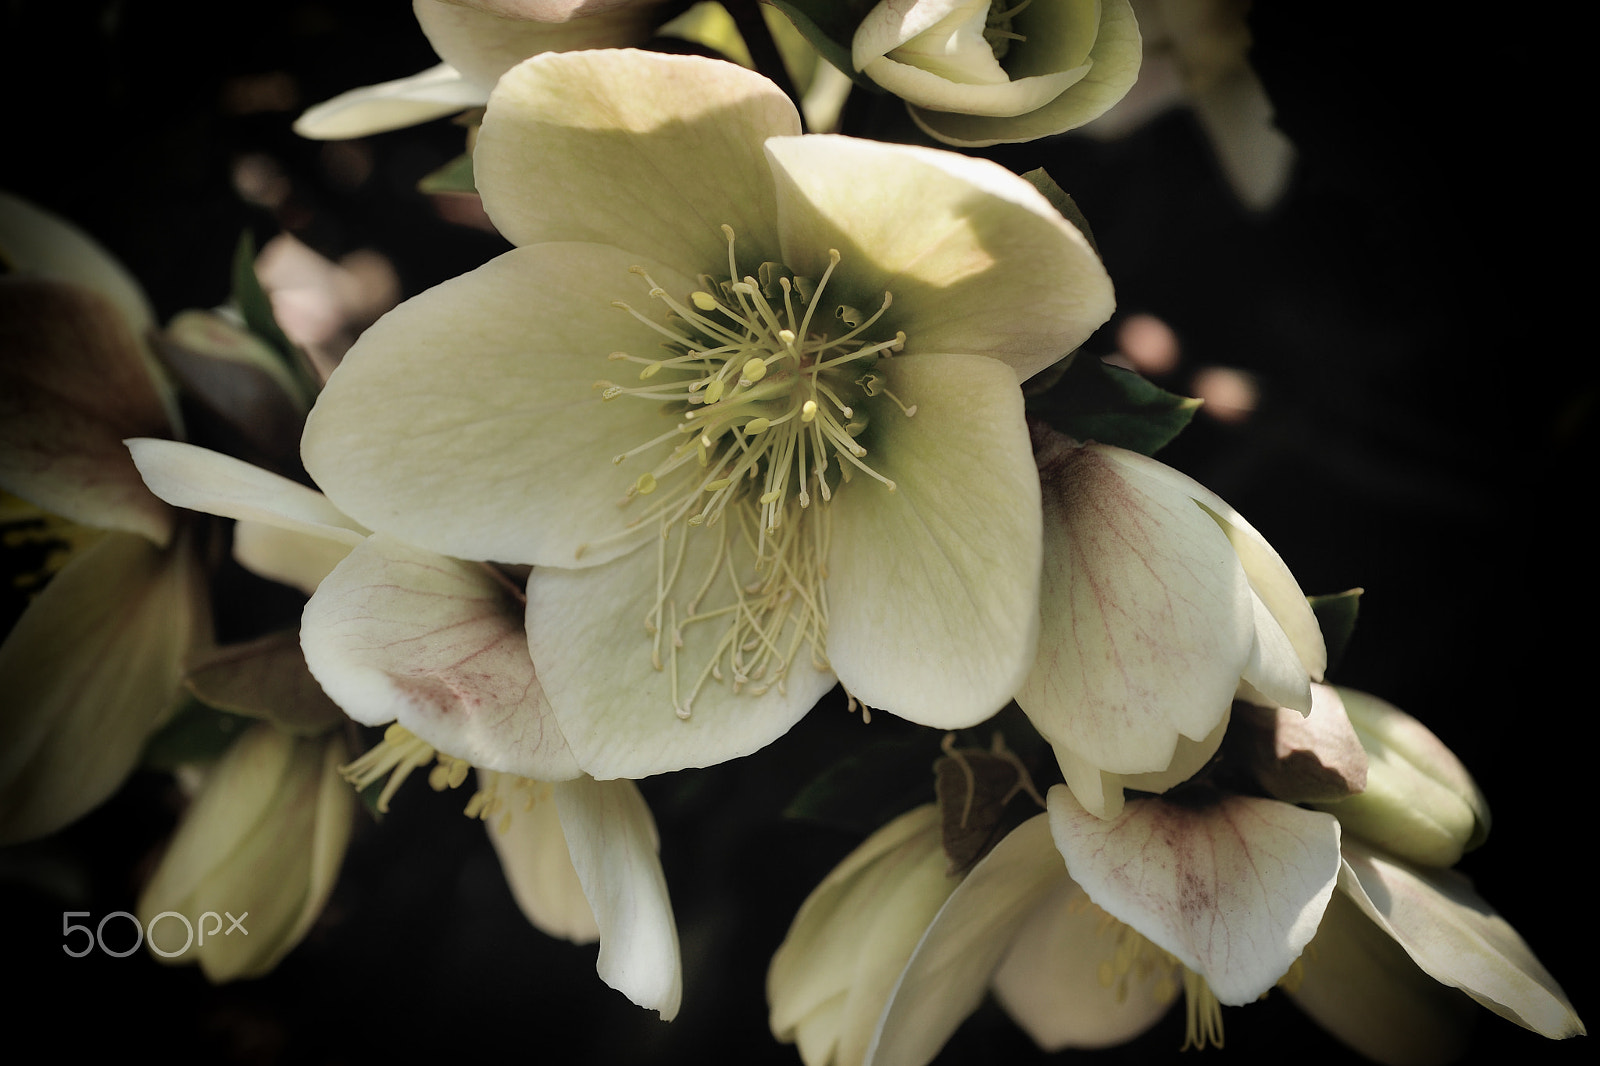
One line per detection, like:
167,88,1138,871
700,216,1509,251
742,357,767,382
800,399,818,422
635,473,657,495
744,417,771,434
703,379,725,404
691,291,718,311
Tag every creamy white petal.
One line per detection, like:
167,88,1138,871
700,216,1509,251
824,354,1040,727
1337,841,1585,1039
301,534,580,780
482,774,599,943
991,877,1172,1049
867,814,1063,1066
1048,785,1341,1005
302,243,700,568
769,805,956,1066
526,522,836,778
1018,438,1251,774
0,530,203,844
232,520,354,596
475,50,798,265
853,0,992,66
764,135,1113,382
129,439,365,547
554,776,682,1019
293,63,487,140
1288,886,1475,1066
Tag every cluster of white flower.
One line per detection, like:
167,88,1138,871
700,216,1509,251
0,1,1583,1061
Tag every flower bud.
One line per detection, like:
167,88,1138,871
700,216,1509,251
850,0,1143,147
137,724,354,981
768,804,958,1066
1312,688,1489,867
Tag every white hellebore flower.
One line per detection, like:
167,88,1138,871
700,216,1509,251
128,438,682,1017
1017,428,1325,819
867,786,1343,1065
295,0,669,139
300,49,1115,779
852,0,1142,147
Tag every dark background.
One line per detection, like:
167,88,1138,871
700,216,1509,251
1,2,1590,1064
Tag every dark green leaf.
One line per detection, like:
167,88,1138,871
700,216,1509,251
1028,353,1201,455
1020,168,1099,256
419,152,477,196
783,732,942,836
1309,588,1363,677
764,0,884,90
142,699,253,771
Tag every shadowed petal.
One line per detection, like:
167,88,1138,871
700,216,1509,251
555,776,682,1019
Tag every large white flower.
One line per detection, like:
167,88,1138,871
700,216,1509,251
300,49,1115,779
1017,428,1325,818
129,439,682,1018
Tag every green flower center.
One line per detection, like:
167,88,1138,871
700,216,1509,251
984,0,1033,61
595,226,914,718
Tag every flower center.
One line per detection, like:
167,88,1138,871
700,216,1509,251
1075,896,1226,1051
984,0,1032,60
595,226,914,719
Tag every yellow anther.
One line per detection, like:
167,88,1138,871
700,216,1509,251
705,478,732,491
639,362,661,379
703,379,725,404
760,490,781,504
635,473,658,495
742,357,767,383
691,291,719,311
778,328,796,345
801,399,818,423
744,417,771,434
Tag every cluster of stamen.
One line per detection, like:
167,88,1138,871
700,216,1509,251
984,0,1033,59
1070,895,1226,1051
592,226,914,719
341,724,553,832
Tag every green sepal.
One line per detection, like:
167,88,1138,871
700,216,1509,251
1028,352,1201,456
1020,168,1099,256
419,152,477,196
1309,588,1363,677
141,698,255,771
764,0,885,91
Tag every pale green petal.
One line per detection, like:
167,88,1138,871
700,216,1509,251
764,135,1113,382
991,878,1171,1049
416,0,659,89
232,520,353,596
475,50,798,265
526,523,836,778
867,814,1062,1066
128,439,365,547
910,0,1144,147
302,243,702,568
1189,64,1296,211
824,354,1039,727
0,530,202,844
1048,785,1342,1005
481,774,599,943
554,776,682,1019
138,727,354,982
1237,585,1314,711
1,280,173,544
1337,841,1586,1039
864,58,1088,118
769,805,957,1066
1288,887,1475,1066
853,0,991,66
1054,743,1125,821
301,534,580,780
1017,437,1251,774
293,62,487,140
